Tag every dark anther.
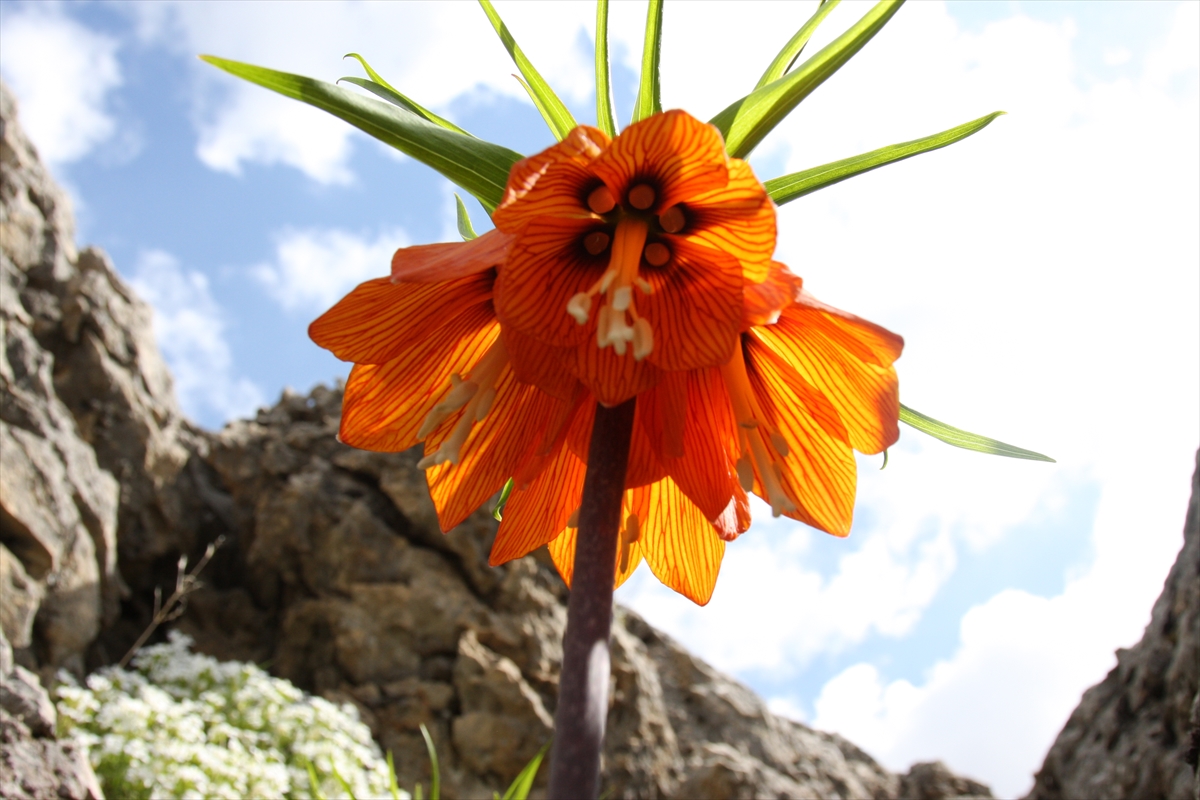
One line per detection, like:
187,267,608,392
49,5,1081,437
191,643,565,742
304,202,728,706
659,205,686,233
588,186,616,214
644,243,670,267
584,231,612,255
627,184,656,210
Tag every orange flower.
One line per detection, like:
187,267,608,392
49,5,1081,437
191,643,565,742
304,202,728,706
310,110,902,605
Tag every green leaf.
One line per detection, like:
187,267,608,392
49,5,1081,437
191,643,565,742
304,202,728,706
478,0,577,140
631,0,664,124
419,723,441,800
712,0,903,158
501,740,550,800
492,477,514,521
200,55,521,213
330,765,356,800
765,111,1004,205
455,194,479,241
595,0,618,135
900,404,1055,462
754,0,841,90
339,73,474,137
386,751,403,800
303,758,327,800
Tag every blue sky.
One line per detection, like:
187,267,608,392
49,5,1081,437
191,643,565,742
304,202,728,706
2,2,1197,796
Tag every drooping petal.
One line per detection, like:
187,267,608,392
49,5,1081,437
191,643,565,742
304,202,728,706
742,262,802,328
494,125,611,232
681,159,776,283
754,296,902,454
590,110,729,212
546,487,648,590
495,216,606,347
566,336,665,408
637,477,725,605
639,236,742,372
425,365,561,532
711,487,751,541
745,336,857,537
501,324,578,401
391,229,513,283
310,272,493,365
490,444,586,565
339,304,498,452
567,398,666,489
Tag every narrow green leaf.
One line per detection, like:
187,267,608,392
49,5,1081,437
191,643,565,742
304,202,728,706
339,74,474,137
478,0,577,139
755,0,841,90
501,740,550,800
200,56,521,213
631,0,664,123
304,758,327,800
900,404,1056,462
492,477,515,521
881,449,889,470
386,751,402,800
765,111,1004,206
455,194,479,241
712,0,904,158
595,0,618,135
330,765,356,800
419,723,441,800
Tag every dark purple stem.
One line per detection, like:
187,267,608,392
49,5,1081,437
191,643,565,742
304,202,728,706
547,397,636,799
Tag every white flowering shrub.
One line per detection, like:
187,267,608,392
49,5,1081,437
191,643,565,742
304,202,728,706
55,631,406,800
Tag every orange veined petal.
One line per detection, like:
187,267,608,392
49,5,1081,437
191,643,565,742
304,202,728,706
744,335,858,537
546,486,648,590
566,336,665,409
636,477,726,605
339,303,499,452
753,298,902,454
743,261,802,328
489,443,586,566
640,367,741,522
391,228,513,283
494,216,608,348
424,364,562,532
639,235,743,372
501,324,579,401
495,125,611,225
567,397,666,489
310,271,493,365
590,110,729,214
711,487,751,542
492,147,608,233
678,158,776,283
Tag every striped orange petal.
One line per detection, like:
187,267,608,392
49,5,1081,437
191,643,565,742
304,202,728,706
677,159,776,284
635,477,726,605
489,443,586,566
391,228,514,283
493,125,611,232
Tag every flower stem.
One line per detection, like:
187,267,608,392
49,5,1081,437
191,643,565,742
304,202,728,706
548,397,636,799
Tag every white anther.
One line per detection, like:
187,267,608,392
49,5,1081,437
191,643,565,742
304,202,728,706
598,271,616,293
417,449,450,470
770,431,789,458
567,507,580,528
739,419,760,429
597,305,614,348
624,514,641,543
613,337,627,356
635,278,653,295
632,318,653,361
567,292,592,324
418,378,480,439
475,387,496,421
611,286,632,311
736,456,755,492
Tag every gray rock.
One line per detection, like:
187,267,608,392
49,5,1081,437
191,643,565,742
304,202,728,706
1027,449,1200,800
0,709,104,800
0,665,56,738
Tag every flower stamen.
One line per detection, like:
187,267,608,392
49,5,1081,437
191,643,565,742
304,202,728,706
588,185,615,214
644,242,670,267
659,205,686,233
618,513,641,573
721,348,797,517
417,337,508,469
627,184,656,210
584,231,611,255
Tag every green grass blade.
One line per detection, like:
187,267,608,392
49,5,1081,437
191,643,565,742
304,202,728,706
492,477,514,521
419,723,440,800
712,0,903,158
339,75,474,137
501,740,550,800
631,0,664,124
330,765,356,800
455,194,479,241
478,0,577,140
900,404,1055,462
200,56,521,213
755,0,841,90
303,757,327,800
765,111,1004,206
386,751,402,800
595,0,618,135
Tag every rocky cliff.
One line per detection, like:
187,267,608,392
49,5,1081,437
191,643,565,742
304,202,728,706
1,75,1182,799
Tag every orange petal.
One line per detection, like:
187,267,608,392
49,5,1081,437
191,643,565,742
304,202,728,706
490,444,586,565
742,262,802,328
425,366,560,532
711,487,751,541
637,477,726,605
495,125,611,233
566,334,664,408
544,486,649,590
546,526,578,588
754,296,902,453
681,158,776,283
640,236,742,372
591,110,729,213
567,398,666,488
339,304,498,452
745,336,858,537
310,272,493,365
391,229,513,283
501,324,579,401
495,216,607,347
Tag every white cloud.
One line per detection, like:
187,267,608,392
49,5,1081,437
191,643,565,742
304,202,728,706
0,3,122,165
131,249,265,423
251,226,410,313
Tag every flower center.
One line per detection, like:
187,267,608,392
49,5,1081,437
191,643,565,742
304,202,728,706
719,346,796,518
416,337,508,469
